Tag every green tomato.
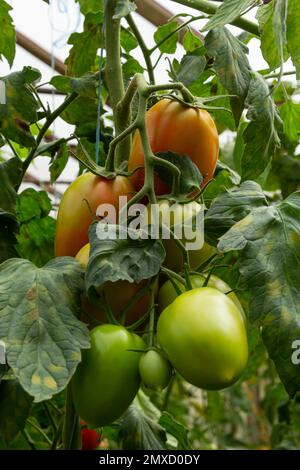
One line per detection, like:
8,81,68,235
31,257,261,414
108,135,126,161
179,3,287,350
72,324,146,427
158,273,246,323
139,350,173,390
157,287,248,390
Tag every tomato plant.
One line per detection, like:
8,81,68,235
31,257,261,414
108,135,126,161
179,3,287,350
157,287,248,390
72,324,146,427
1,0,300,454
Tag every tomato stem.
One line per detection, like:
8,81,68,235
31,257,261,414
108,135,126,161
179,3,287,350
62,385,82,450
126,14,155,85
184,264,193,290
22,92,78,182
161,267,185,288
105,0,131,166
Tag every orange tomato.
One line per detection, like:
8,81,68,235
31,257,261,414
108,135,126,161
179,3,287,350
128,98,219,194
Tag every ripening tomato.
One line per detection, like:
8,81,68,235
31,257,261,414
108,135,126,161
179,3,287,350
139,350,173,390
55,172,134,257
158,273,246,324
72,324,146,427
76,243,154,326
128,98,219,194
157,287,248,390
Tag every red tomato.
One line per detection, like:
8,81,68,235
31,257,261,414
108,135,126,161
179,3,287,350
55,172,134,257
80,421,101,450
128,98,219,194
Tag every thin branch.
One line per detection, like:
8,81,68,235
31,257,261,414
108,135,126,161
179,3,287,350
126,14,155,85
171,0,260,36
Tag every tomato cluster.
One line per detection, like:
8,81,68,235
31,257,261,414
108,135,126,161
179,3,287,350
55,99,248,428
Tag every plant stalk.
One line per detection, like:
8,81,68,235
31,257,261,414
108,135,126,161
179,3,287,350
105,0,131,166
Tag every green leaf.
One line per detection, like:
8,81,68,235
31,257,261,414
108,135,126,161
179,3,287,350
50,74,97,99
188,69,214,97
16,188,52,223
218,192,300,397
233,120,247,175
16,189,56,266
279,100,300,142
205,27,251,124
49,142,69,183
61,95,99,141
205,181,268,246
286,0,300,79
159,412,190,450
0,158,23,264
75,0,104,14
203,0,257,32
176,55,206,87
241,73,282,180
154,21,179,54
0,257,89,402
86,222,165,298
66,12,103,77
35,137,67,159
15,188,55,266
0,0,15,66
0,157,23,220
121,29,138,53
203,160,241,205
273,0,287,71
183,30,203,52
113,0,136,19
256,0,288,70
257,3,280,70
120,404,167,450
205,27,251,96
0,379,33,444
0,67,41,147
122,56,144,78
16,216,56,267
155,151,203,196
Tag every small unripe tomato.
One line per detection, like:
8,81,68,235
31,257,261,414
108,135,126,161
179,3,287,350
139,350,173,390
